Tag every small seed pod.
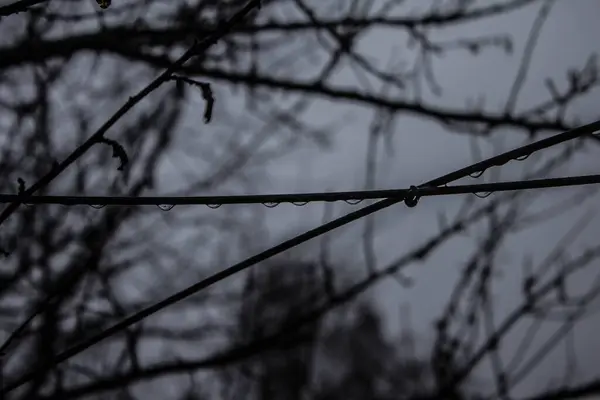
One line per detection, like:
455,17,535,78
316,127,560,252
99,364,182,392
96,0,111,9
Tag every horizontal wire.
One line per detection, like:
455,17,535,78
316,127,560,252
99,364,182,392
4,174,600,208
3,120,600,394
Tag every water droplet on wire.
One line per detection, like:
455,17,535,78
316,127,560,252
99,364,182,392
206,204,222,209
90,204,106,209
404,186,420,208
344,199,363,205
262,202,280,208
157,204,175,211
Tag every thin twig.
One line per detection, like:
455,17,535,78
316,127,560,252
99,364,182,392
0,0,261,230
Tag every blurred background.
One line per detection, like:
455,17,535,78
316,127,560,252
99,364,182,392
0,0,599,399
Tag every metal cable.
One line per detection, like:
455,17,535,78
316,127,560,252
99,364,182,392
2,174,600,208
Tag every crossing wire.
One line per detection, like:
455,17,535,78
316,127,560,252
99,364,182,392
2,119,600,394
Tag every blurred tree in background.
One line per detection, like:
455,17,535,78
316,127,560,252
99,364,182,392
0,0,599,399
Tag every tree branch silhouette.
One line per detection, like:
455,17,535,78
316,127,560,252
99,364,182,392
1,1,599,399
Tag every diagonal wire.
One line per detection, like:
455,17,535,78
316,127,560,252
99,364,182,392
1,174,600,208
2,119,600,394
0,0,46,17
